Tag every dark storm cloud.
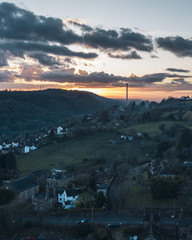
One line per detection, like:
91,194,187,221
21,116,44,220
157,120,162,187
0,41,98,59
0,2,80,44
156,36,192,57
0,70,14,82
28,53,61,66
0,51,8,67
32,70,191,88
68,20,93,32
38,70,127,84
171,78,187,84
0,2,98,63
0,2,155,63
0,2,152,53
165,73,191,78
108,51,142,60
126,73,170,87
83,28,153,52
166,68,190,73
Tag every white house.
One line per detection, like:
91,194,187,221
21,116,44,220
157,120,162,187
30,146,37,151
57,127,64,135
24,146,30,153
127,136,134,141
120,135,134,141
24,146,37,153
137,132,142,137
3,143,11,149
120,135,127,140
12,142,19,148
58,189,78,209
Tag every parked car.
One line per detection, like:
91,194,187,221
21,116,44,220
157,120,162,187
78,219,88,223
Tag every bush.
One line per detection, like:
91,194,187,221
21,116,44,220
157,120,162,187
22,221,34,229
96,227,110,240
0,188,15,205
150,176,184,200
123,226,143,236
74,223,93,238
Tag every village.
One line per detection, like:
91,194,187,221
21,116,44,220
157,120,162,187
1,97,192,239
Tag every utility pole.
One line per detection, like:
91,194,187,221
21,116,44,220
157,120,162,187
92,207,94,222
174,198,176,217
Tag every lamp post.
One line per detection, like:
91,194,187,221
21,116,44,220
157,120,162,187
92,207,94,222
174,198,176,217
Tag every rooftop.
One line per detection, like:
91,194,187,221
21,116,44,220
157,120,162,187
13,176,38,192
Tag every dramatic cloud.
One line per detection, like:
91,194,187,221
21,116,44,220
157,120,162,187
0,40,98,60
1,1,192,97
0,2,153,65
157,36,192,57
166,68,190,73
28,53,61,66
19,69,190,89
108,51,141,60
38,70,127,85
0,51,9,67
0,2,80,44
68,20,93,32
15,64,44,81
171,78,187,84
0,2,98,65
0,70,14,82
83,28,153,52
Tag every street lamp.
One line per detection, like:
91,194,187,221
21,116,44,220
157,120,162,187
171,198,176,218
92,207,94,222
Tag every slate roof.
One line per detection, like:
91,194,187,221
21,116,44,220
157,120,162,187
57,188,65,194
66,189,77,197
13,176,38,192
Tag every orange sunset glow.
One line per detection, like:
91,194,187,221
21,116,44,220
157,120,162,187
0,1,191,101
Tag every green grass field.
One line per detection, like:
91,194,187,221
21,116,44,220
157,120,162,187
125,170,184,208
17,121,165,175
121,120,183,137
17,132,135,175
127,184,183,208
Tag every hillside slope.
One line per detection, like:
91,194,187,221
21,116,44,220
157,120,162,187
0,89,116,137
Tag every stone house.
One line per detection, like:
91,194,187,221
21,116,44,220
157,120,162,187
12,176,39,203
32,191,56,212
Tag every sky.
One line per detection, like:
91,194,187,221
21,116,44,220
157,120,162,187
0,0,192,100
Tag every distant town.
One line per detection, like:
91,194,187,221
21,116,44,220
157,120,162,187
1,95,192,239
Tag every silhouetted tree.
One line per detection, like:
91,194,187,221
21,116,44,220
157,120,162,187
0,153,16,172
0,189,15,205
100,110,110,124
89,178,96,192
150,176,183,200
177,128,192,150
156,141,171,158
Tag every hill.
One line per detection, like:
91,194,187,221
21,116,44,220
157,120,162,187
0,89,116,138
17,131,157,176
15,97,192,208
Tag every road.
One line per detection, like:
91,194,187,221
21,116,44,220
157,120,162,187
109,174,120,215
23,213,191,226
23,213,143,226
